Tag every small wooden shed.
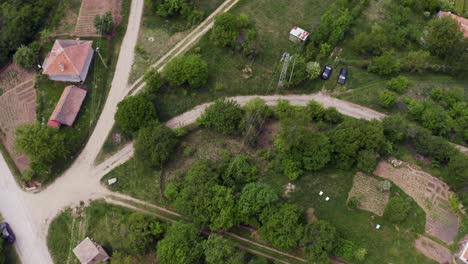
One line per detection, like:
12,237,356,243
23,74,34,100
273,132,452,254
72,237,110,264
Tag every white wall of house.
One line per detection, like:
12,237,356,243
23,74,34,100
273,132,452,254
48,74,82,82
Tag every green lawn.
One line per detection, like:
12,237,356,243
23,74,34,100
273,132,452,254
47,201,157,264
32,0,131,183
152,0,332,121
102,125,435,264
129,0,225,83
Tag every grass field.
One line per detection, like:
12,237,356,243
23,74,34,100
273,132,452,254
151,0,333,121
102,125,435,263
129,0,225,83
33,0,131,183
47,201,158,264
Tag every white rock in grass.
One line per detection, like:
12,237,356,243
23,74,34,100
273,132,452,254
376,224,381,230
108,178,117,185
325,197,330,201
319,191,323,196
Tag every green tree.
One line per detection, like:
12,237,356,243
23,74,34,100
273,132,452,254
425,16,464,59
447,153,468,190
95,12,113,35
115,95,157,134
302,220,337,263
288,55,307,86
259,204,305,251
203,235,242,264
109,251,132,264
156,0,188,17
382,115,409,143
198,99,243,135
384,197,410,223
15,124,68,166
368,51,400,76
420,104,454,136
238,183,278,223
222,155,258,189
401,50,432,73
379,90,397,108
126,213,165,254
357,149,377,173
157,222,201,264
306,62,321,80
386,76,410,93
163,54,208,89
14,43,40,69
210,12,256,53
135,121,178,168
144,69,163,93
240,98,272,146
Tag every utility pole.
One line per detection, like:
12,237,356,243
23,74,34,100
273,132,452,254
278,52,290,88
95,47,108,69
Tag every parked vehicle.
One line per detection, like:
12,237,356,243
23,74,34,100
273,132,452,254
337,68,348,85
321,65,333,80
1,223,15,243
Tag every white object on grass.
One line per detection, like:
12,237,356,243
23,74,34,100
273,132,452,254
108,178,117,185
376,224,381,230
319,191,323,196
325,197,330,201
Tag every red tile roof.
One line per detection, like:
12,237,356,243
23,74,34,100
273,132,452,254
438,11,468,38
42,40,93,75
48,86,87,127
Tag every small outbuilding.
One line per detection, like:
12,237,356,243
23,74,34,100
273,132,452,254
72,237,110,264
456,235,468,264
289,26,310,43
42,39,94,82
47,85,87,128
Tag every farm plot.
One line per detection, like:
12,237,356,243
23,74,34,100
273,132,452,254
0,64,36,172
347,172,389,216
414,235,451,264
374,160,459,244
74,0,122,37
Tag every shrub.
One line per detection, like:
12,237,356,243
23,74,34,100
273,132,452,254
354,248,368,261
347,197,360,209
135,121,178,168
238,183,278,223
425,16,464,59
448,194,460,213
198,99,243,135
222,155,258,189
163,54,208,89
115,95,157,134
384,196,410,223
144,69,163,93
356,149,377,173
334,239,355,261
302,220,337,263
14,43,40,69
379,180,392,192
211,13,257,55
288,55,307,86
323,107,344,124
386,76,410,93
382,115,409,143
94,12,113,35
368,51,400,76
379,90,397,108
306,61,321,80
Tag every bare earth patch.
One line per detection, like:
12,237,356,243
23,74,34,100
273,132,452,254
347,172,389,216
0,64,36,171
375,160,459,244
415,235,451,264
75,0,122,36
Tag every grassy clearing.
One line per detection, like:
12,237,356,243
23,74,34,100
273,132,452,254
102,124,434,263
47,201,157,264
152,0,332,121
129,0,225,83
94,125,132,164
32,0,131,184
47,0,82,35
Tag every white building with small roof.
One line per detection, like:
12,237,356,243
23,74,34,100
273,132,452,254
289,26,310,43
72,237,110,264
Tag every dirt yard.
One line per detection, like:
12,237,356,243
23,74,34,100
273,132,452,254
348,172,390,216
0,64,36,172
415,235,451,264
75,0,122,36
374,160,459,244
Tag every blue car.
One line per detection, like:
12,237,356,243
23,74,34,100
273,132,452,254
1,223,15,244
321,65,333,80
337,68,348,85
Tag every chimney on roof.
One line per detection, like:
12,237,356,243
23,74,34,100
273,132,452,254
59,63,65,72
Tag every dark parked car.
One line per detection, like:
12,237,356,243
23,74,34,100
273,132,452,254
337,68,348,85
321,64,333,80
1,223,15,243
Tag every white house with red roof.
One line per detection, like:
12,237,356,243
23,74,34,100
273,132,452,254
42,39,94,82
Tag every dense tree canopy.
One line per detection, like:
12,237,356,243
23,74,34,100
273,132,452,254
163,54,208,89
126,213,165,254
135,121,178,168
221,155,258,189
157,222,201,264
144,69,163,93
203,235,242,264
198,99,243,135
368,51,400,76
302,220,337,263
238,183,278,224
240,98,272,146
14,42,40,69
382,115,409,143
115,95,157,134
211,13,257,54
425,16,464,59
384,197,410,223
15,124,68,173
259,204,305,251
